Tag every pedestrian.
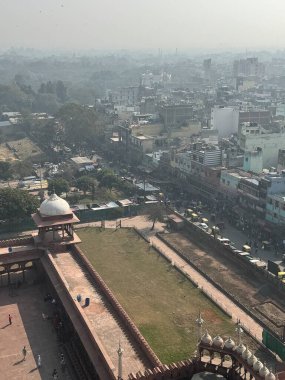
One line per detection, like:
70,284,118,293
37,354,41,368
52,369,58,379
22,346,27,361
8,314,12,325
60,353,66,373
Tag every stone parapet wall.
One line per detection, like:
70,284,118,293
128,359,195,380
72,245,162,368
0,236,34,248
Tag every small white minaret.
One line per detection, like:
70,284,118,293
196,311,204,342
117,340,124,380
235,320,243,345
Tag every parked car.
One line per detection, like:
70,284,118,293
199,222,208,230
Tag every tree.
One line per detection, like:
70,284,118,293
11,161,33,179
48,178,70,196
56,103,103,147
0,188,40,221
77,176,97,196
97,168,118,189
147,204,165,230
0,162,12,180
56,80,67,103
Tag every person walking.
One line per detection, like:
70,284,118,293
8,314,12,325
22,346,27,361
37,354,41,368
52,369,58,379
60,353,66,373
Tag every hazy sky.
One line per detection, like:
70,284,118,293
1,0,285,52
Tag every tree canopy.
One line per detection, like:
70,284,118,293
56,103,103,146
0,162,12,180
97,169,118,192
0,188,40,221
147,204,165,230
77,176,97,197
48,178,70,196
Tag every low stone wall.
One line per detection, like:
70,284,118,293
0,236,33,248
72,244,162,368
169,210,285,296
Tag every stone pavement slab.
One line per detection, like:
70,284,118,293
0,285,69,380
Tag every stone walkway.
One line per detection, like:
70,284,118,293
51,249,151,379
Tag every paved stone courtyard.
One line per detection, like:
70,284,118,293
0,284,69,379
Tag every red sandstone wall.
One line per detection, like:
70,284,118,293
0,236,34,248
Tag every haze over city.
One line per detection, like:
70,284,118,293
1,0,285,52
2,1,285,380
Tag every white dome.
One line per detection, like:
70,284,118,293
224,337,235,350
242,347,251,360
236,343,246,355
248,354,257,366
39,193,71,217
253,361,263,372
212,336,224,348
260,366,270,378
201,331,212,345
265,371,276,380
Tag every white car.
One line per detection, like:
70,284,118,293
199,222,208,230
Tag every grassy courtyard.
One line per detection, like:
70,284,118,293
78,227,234,364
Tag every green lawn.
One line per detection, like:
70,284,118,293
78,187,124,205
78,227,234,364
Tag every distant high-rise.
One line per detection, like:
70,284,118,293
233,57,263,77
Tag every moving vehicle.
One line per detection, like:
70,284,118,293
278,272,285,280
199,222,208,230
217,237,230,245
242,244,251,253
185,209,193,217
